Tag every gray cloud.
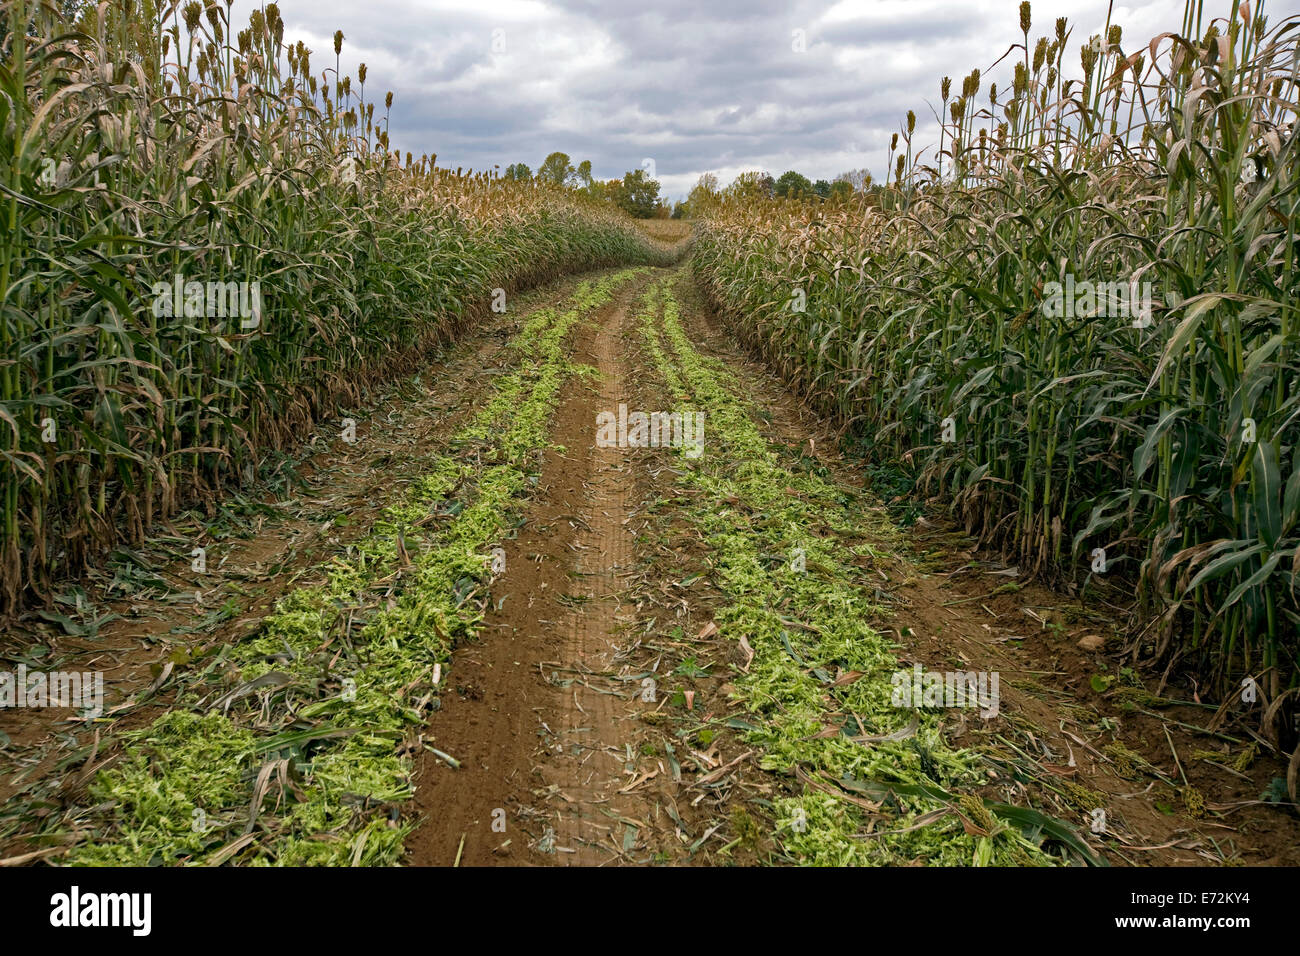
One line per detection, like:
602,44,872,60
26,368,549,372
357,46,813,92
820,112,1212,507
233,0,1300,200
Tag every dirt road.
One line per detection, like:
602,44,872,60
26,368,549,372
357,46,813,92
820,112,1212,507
4,265,1297,867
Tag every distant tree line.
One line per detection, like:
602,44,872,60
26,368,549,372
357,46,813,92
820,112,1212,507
501,152,669,219
683,167,877,217
499,154,879,220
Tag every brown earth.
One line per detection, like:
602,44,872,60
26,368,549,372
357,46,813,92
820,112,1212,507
5,262,1296,867
0,274,600,863
408,271,713,865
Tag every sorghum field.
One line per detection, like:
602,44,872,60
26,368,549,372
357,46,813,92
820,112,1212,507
0,0,1297,915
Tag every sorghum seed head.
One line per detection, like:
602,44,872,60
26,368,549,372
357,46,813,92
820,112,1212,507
1081,43,1098,75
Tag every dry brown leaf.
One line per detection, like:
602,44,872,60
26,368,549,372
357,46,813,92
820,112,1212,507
737,635,754,672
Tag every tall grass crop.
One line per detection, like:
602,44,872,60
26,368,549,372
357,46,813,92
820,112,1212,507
692,1,1299,698
0,0,671,615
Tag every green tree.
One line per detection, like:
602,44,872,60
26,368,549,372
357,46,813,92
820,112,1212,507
813,179,831,199
616,168,661,218
503,163,532,181
774,170,815,199
588,178,621,205
827,179,854,202
537,151,575,186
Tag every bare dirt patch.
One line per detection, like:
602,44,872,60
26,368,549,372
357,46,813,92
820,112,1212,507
407,275,656,865
409,270,762,866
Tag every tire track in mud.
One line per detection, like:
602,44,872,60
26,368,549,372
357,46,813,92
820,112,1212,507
0,270,636,864
541,283,643,865
409,272,664,866
409,265,1300,868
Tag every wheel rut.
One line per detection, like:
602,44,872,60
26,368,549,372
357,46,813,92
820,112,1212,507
409,271,668,866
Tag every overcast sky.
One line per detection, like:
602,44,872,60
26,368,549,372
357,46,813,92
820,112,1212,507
229,0,1300,201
